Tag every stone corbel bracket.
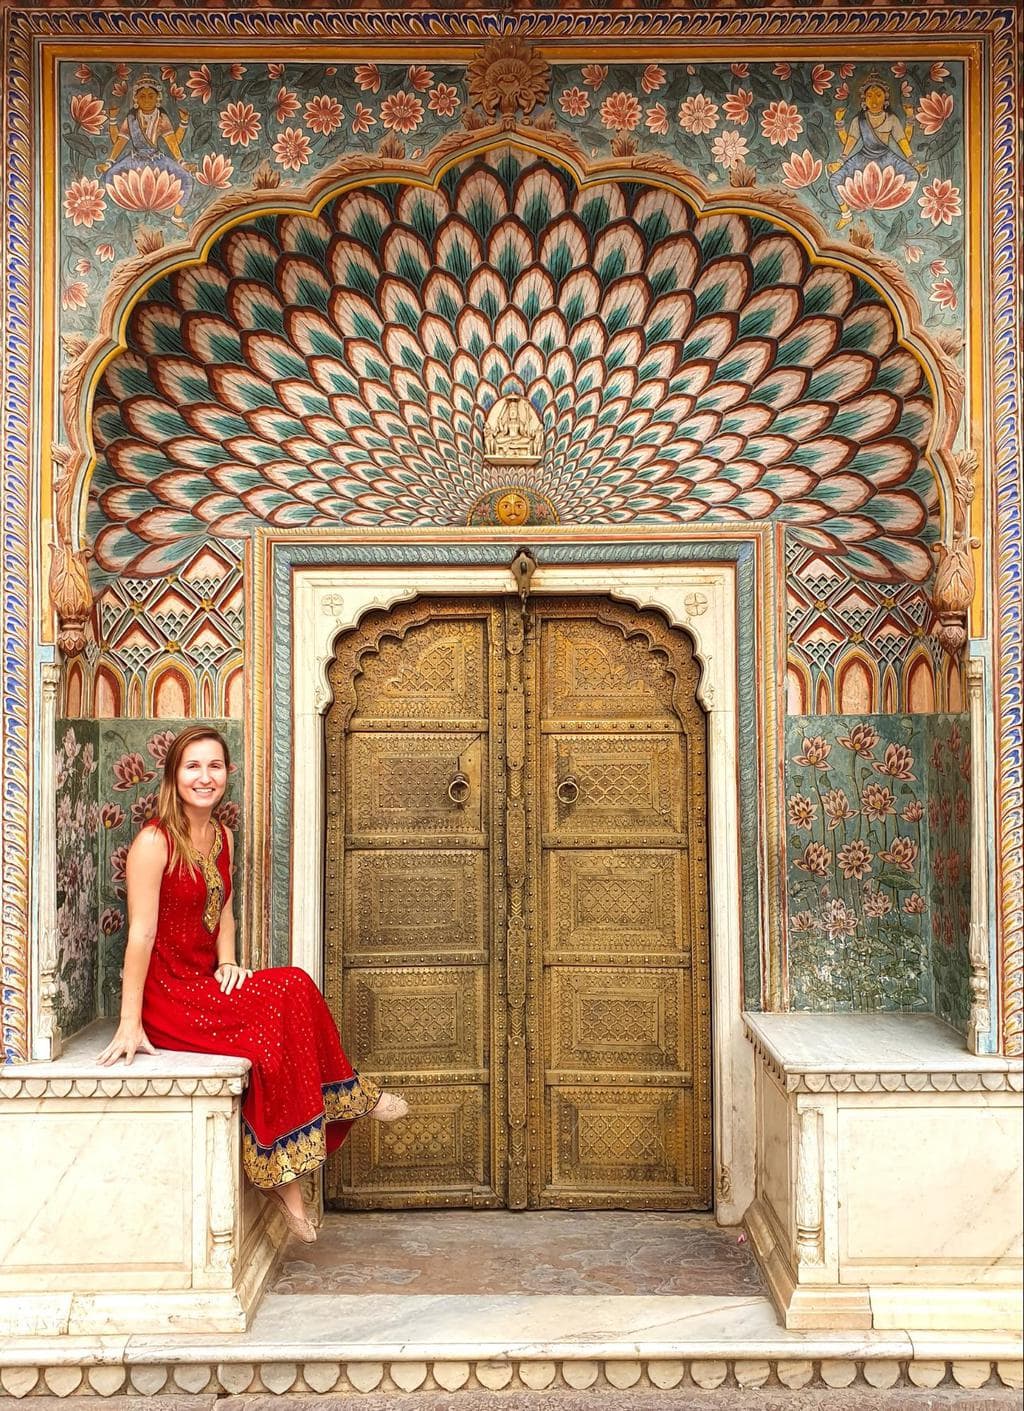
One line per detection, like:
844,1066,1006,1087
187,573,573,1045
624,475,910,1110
932,447,981,658
48,441,93,658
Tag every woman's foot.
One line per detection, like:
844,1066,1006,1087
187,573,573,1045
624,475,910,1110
267,1183,317,1243
371,1091,409,1122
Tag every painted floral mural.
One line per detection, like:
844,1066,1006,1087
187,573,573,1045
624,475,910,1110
785,713,971,1024
54,722,100,1037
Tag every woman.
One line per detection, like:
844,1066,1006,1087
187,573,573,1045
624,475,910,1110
96,73,195,229
97,725,407,1242
827,78,926,230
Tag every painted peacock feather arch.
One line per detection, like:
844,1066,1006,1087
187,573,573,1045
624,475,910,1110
83,140,954,586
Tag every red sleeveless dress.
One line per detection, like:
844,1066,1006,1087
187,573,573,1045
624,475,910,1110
140,820,380,1188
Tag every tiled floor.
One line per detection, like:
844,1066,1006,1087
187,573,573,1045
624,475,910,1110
270,1210,766,1297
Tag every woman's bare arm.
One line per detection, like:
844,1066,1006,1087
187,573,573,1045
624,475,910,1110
96,827,166,1065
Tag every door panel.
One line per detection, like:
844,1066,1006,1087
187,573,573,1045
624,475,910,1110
324,594,710,1211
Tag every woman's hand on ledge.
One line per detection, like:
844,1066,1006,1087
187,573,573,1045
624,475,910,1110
216,962,252,995
96,1020,157,1067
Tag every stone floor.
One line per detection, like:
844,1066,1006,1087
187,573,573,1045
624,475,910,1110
271,1211,767,1297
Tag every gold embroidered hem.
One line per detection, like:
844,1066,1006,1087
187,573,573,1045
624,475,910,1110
242,1073,383,1188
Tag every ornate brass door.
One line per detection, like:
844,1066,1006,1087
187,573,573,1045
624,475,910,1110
323,595,710,1210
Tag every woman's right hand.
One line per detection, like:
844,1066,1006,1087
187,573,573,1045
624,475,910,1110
96,1020,157,1067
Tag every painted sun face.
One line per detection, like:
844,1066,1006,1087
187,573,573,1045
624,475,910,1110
496,491,529,526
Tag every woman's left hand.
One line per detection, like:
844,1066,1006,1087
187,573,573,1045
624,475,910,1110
215,962,252,994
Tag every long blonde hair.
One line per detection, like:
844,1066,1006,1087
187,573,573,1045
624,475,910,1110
157,725,231,875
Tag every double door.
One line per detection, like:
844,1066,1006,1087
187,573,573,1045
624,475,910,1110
323,594,710,1210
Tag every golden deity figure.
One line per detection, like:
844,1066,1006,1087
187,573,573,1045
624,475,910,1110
483,394,544,464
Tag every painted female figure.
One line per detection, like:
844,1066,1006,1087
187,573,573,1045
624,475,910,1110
96,73,195,229
827,79,927,230
97,726,408,1243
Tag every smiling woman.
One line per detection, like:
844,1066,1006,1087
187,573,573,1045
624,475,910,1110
96,723,409,1243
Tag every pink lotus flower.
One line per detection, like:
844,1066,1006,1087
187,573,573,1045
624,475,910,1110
861,783,896,822
773,62,792,80
100,802,126,829
351,102,376,135
711,131,749,168
863,886,892,918
822,787,856,830
820,897,859,941
115,64,130,79
219,101,261,147
730,62,749,78
837,723,879,758
267,63,285,80
838,839,873,879
955,793,969,826
195,153,233,189
948,723,962,754
641,64,666,94
108,165,184,213
354,63,381,93
930,62,950,83
839,63,855,78
903,894,926,915
380,91,423,134
761,99,803,146
836,161,915,211
428,84,460,118
131,792,159,828
787,794,816,830
795,841,830,877
890,62,907,78
100,907,125,936
876,743,917,781
600,91,642,132
811,64,834,95
160,66,177,82
187,64,213,103
560,87,590,118
113,752,155,790
61,281,89,311
112,81,127,98
228,63,247,81
75,257,91,275
930,258,948,275
96,243,115,262
214,800,240,830
878,836,919,872
901,800,924,822
723,88,753,125
916,91,954,135
70,93,106,134
170,85,186,103
835,82,849,101
930,277,957,311
110,844,129,895
781,148,822,188
581,64,608,88
273,126,312,172
678,94,719,135
904,244,923,262
644,103,669,136
146,731,176,764
919,177,962,225
274,87,300,124
74,64,92,83
407,65,433,92
790,911,815,933
63,176,106,228
794,735,831,768
304,94,343,136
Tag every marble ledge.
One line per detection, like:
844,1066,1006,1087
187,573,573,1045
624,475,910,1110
743,1012,1023,1094
0,1021,250,1100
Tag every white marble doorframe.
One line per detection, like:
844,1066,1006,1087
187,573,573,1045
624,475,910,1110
288,562,753,1223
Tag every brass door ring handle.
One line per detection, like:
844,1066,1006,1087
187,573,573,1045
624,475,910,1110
556,776,580,805
448,771,471,805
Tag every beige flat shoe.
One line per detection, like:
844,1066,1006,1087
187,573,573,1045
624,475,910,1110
267,1184,317,1243
370,1091,409,1122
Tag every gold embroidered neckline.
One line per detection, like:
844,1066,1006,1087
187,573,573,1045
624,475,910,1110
188,823,224,933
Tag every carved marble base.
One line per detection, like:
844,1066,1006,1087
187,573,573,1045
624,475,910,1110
0,1025,285,1335
744,1013,1023,1333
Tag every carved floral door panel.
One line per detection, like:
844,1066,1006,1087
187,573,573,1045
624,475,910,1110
323,595,710,1211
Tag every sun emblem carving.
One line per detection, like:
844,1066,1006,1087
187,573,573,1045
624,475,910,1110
466,39,551,120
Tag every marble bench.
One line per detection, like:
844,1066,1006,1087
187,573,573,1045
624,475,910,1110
742,1012,1023,1333
0,1023,285,1337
